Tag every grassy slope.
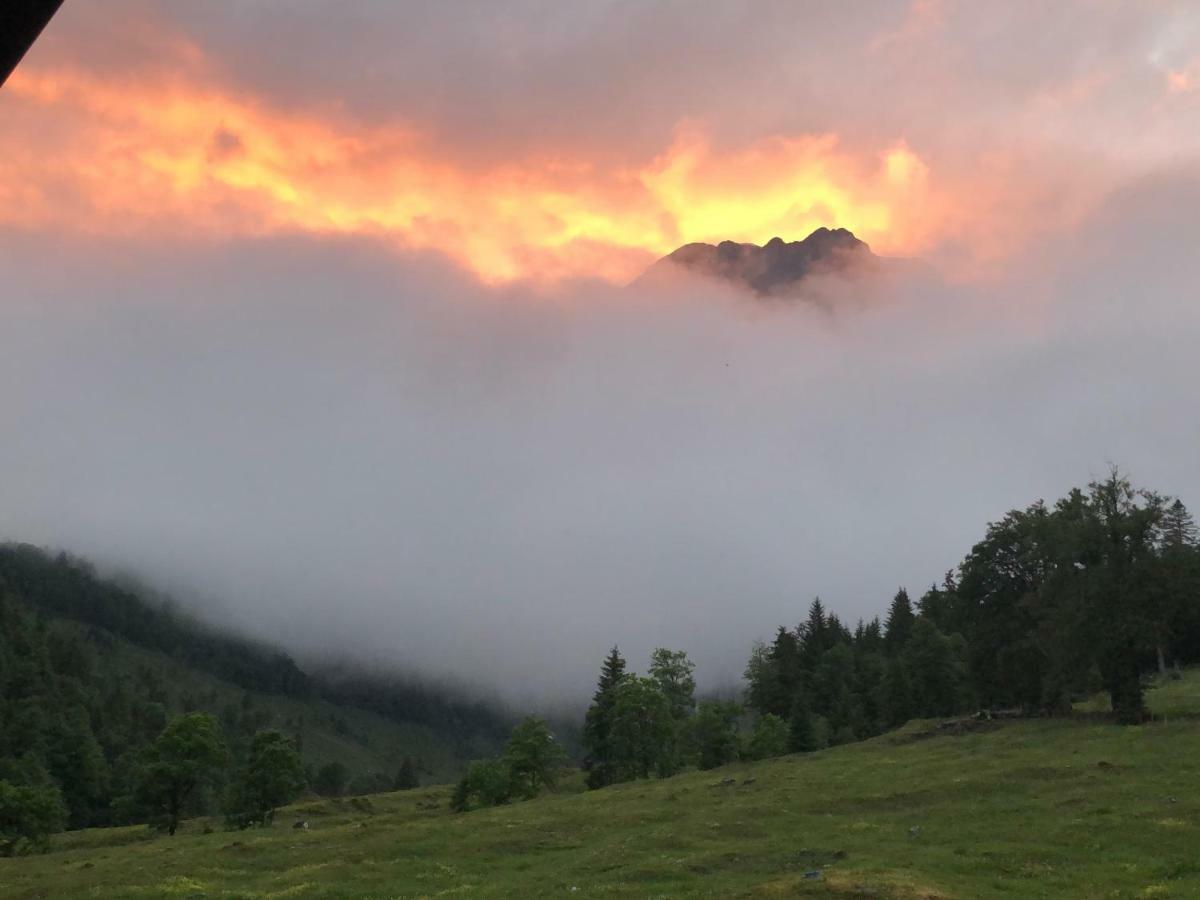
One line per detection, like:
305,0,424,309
4,677,1200,899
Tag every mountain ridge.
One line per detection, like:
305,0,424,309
640,226,877,296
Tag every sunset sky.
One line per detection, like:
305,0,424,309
3,2,1200,699
6,1,1199,283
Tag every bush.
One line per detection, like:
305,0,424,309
0,780,67,856
312,761,348,797
450,759,513,812
745,713,789,761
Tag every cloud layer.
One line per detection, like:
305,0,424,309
5,2,1198,281
2,2,1200,706
3,164,1200,703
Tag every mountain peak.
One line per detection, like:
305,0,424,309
643,227,874,296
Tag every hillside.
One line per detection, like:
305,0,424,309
0,544,514,815
3,674,1198,898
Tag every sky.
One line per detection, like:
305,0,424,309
2,2,1200,706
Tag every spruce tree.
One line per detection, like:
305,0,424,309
582,647,627,789
1157,499,1200,672
885,589,916,653
1162,499,1198,548
884,657,912,727
393,757,419,791
787,692,819,753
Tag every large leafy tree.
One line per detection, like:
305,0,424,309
1079,471,1165,722
226,731,307,828
504,717,567,798
0,780,66,856
134,713,228,835
609,676,675,780
954,502,1057,709
648,648,696,721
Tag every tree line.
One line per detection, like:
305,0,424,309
572,471,1200,793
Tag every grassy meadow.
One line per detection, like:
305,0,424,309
4,675,1200,899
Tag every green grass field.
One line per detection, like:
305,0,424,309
4,676,1200,899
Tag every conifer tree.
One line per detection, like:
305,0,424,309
393,756,419,791
787,692,819,753
884,656,912,727
582,647,627,789
885,589,916,653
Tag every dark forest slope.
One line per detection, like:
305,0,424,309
0,543,514,829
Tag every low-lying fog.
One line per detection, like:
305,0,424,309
3,168,1199,708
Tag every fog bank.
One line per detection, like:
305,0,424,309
2,169,1199,705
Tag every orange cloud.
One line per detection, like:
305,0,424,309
1,60,982,284
1167,64,1198,94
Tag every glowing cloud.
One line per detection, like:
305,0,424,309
1,61,959,283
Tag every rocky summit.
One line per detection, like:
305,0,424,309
642,227,875,296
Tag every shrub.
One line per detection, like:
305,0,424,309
0,780,67,856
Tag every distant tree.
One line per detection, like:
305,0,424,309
1082,470,1165,722
648,648,697,721
766,627,802,717
1155,499,1200,673
884,589,916,653
0,780,66,856
648,648,696,772
883,657,912,727
393,757,419,791
504,718,568,798
450,759,512,813
787,692,819,753
917,579,956,634
312,761,348,798
346,772,393,796
43,706,109,829
742,641,777,716
609,676,675,780
800,598,834,667
1162,498,1199,547
745,713,789,761
225,731,306,829
582,647,627,789
689,701,741,770
904,618,969,717
953,501,1057,709
135,713,228,835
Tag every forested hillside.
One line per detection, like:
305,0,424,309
0,543,514,840
4,469,1198,852
561,470,1200,798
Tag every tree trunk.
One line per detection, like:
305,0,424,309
1157,642,1168,677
